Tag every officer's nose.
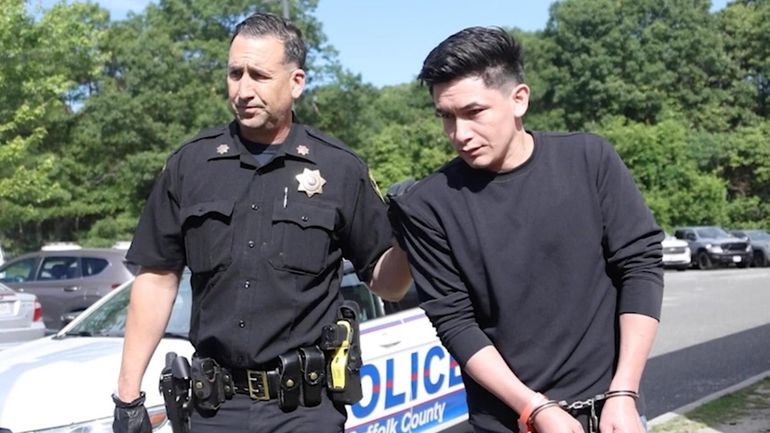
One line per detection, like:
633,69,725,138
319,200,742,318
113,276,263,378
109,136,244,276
237,77,256,101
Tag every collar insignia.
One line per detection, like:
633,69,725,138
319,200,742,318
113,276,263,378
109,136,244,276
296,145,309,156
296,168,326,197
216,144,229,155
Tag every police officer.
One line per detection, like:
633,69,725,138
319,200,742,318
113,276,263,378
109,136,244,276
112,12,411,433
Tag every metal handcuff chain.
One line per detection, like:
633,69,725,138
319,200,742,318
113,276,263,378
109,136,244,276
529,390,639,433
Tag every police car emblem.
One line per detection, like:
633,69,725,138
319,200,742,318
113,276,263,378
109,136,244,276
296,168,326,197
216,144,229,155
296,145,309,156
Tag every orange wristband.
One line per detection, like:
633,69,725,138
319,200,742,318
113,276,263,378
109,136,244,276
517,392,547,431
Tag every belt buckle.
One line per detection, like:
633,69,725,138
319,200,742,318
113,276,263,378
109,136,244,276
247,370,270,400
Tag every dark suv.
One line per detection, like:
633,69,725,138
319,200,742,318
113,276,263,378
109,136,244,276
673,226,752,270
0,248,136,330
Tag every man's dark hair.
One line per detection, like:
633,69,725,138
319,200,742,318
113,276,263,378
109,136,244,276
231,12,307,69
418,26,524,93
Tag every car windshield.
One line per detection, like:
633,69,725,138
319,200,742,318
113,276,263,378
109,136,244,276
748,231,770,240
695,227,730,238
63,273,192,338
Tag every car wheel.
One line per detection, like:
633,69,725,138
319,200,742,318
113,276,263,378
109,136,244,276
754,250,769,268
696,251,713,270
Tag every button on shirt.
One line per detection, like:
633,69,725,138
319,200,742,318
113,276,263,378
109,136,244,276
127,121,392,368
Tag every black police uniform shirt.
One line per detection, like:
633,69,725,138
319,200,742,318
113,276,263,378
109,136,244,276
126,121,392,368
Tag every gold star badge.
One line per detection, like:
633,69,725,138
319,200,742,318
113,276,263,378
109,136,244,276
296,145,309,156
216,144,229,155
296,168,326,197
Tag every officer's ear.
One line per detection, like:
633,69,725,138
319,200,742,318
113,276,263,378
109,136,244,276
290,68,306,100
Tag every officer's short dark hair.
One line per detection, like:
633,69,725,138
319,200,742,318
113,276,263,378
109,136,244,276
418,26,524,93
231,12,307,69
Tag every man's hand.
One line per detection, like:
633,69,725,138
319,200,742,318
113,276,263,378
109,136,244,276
385,178,418,248
599,395,645,433
112,392,152,433
530,405,585,433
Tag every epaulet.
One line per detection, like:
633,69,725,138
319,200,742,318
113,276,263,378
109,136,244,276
304,126,366,164
170,124,229,156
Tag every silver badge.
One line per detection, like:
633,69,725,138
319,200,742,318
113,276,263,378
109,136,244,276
296,168,326,197
216,144,229,155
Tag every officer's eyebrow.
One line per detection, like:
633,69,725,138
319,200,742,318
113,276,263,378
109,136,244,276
228,63,274,78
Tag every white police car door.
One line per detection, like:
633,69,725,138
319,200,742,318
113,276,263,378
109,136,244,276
341,279,468,433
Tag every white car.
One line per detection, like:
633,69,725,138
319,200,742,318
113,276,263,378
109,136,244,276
662,233,691,270
0,282,45,351
0,264,468,433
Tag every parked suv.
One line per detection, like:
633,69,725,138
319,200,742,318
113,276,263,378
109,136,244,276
0,248,136,330
673,226,752,270
661,233,691,270
729,229,770,268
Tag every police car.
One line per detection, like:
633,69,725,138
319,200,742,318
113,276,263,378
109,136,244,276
0,263,469,433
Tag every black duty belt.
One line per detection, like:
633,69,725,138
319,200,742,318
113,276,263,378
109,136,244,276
229,367,281,400
224,347,326,410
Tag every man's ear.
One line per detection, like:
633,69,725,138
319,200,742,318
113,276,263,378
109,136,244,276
510,83,530,118
290,68,306,99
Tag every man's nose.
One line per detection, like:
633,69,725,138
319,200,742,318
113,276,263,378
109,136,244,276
452,118,474,146
238,77,255,100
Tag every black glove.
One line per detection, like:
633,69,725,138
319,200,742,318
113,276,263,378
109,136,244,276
113,392,152,433
385,179,418,249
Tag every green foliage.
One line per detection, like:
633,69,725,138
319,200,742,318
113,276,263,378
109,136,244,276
2,0,769,254
717,0,770,119
0,0,108,253
541,0,742,131
298,78,452,189
599,117,728,229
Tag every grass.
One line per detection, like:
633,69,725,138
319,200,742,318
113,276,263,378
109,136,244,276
649,377,770,433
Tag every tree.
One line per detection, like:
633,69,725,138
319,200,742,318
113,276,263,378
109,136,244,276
599,116,727,229
540,0,740,130
717,0,770,120
711,124,770,227
0,0,107,253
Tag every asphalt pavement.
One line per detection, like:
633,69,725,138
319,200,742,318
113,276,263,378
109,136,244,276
644,267,770,420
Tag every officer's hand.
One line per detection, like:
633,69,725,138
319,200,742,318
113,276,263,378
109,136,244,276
386,178,417,203
112,392,152,433
385,179,418,249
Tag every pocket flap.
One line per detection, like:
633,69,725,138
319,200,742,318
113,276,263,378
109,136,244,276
273,202,335,230
180,200,235,221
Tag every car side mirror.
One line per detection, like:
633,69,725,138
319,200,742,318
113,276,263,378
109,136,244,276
60,311,82,327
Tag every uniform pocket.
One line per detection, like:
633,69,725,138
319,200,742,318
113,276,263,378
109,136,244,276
180,200,235,273
269,201,336,275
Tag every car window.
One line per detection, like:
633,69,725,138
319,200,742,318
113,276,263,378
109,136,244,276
82,257,110,276
38,256,80,280
382,283,421,315
695,227,728,238
0,258,38,283
340,272,384,323
66,275,192,337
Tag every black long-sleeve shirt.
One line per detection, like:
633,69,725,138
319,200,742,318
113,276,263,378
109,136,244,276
393,131,663,432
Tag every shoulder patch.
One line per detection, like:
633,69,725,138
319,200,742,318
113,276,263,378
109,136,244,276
368,170,384,202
